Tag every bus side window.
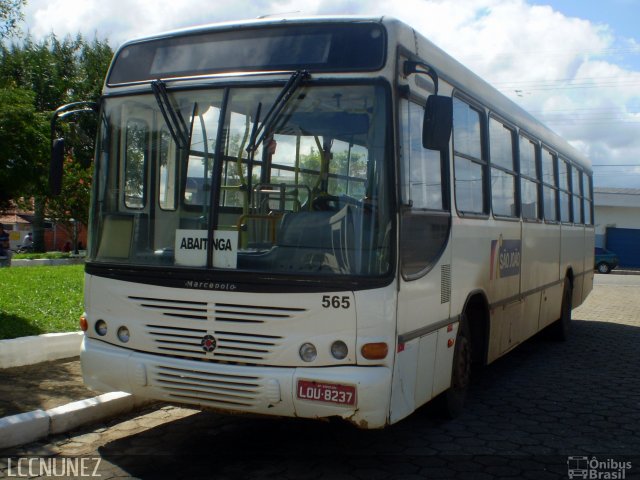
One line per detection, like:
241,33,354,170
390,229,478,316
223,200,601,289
572,166,583,224
583,173,593,225
519,134,541,220
541,148,558,222
558,158,571,223
488,117,517,217
400,98,450,279
452,97,487,215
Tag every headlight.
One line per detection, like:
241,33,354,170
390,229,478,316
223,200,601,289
330,340,348,360
299,343,317,362
117,326,130,343
95,320,108,336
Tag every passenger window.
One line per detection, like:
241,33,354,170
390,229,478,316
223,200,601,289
453,97,486,214
558,159,571,222
519,135,540,220
583,174,593,224
572,168,583,224
489,118,516,217
541,148,557,222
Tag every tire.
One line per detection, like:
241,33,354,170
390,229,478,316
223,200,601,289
597,262,611,274
442,315,472,419
550,277,573,341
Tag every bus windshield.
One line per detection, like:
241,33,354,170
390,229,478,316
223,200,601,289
90,82,392,278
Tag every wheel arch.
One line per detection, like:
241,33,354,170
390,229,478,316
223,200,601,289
460,289,490,366
565,267,574,289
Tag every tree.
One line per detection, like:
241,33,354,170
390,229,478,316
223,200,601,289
0,0,25,39
0,34,113,250
46,155,92,247
0,88,48,209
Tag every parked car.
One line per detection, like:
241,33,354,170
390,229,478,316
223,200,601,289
594,247,619,274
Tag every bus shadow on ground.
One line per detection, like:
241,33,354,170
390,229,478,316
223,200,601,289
97,320,640,478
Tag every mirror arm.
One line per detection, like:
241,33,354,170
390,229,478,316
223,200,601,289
49,101,99,196
404,61,439,94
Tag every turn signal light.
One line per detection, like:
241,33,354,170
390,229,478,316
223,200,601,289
361,342,388,360
79,315,88,332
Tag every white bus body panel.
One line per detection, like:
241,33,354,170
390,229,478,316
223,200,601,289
82,274,397,427
81,338,392,428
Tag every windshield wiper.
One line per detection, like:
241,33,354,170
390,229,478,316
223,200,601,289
151,80,190,150
246,70,310,154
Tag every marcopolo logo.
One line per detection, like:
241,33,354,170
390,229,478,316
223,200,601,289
567,456,632,479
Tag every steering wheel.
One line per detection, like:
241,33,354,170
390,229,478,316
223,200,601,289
311,194,340,211
311,194,361,211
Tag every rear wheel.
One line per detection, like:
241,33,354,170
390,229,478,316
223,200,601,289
442,315,472,418
597,262,611,274
550,277,573,341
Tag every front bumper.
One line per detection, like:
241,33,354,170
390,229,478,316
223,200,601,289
81,337,391,428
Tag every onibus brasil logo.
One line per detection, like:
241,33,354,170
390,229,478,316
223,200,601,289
567,456,632,479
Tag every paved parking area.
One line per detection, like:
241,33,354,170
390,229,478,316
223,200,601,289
1,282,639,479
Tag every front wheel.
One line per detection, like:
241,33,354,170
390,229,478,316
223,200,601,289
442,315,472,418
597,262,611,274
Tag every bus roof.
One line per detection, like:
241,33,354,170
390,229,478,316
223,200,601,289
112,15,590,172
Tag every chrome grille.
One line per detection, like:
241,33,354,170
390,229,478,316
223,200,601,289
213,303,306,324
146,324,207,356
130,296,208,321
134,297,305,364
152,364,261,408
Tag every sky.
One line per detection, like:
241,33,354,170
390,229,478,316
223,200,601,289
17,0,640,188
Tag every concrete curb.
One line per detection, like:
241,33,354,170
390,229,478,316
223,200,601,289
0,333,153,450
0,332,83,369
610,269,640,276
10,258,85,267
0,392,152,450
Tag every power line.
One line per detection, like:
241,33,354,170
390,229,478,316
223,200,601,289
593,164,640,167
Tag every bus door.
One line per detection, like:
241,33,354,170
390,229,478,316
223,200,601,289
391,94,453,422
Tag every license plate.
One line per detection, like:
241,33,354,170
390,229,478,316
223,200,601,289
296,380,356,406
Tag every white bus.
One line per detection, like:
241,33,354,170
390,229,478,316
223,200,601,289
51,16,594,428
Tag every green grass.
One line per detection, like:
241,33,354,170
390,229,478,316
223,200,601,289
0,264,84,339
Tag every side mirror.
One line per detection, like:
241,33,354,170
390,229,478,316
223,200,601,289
423,95,453,151
50,138,65,196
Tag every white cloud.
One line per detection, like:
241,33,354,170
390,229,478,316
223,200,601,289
20,0,640,187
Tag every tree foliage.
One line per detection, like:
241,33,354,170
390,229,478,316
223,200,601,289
0,34,113,249
0,0,25,39
0,88,48,208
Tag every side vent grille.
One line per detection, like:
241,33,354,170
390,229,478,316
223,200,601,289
441,264,452,304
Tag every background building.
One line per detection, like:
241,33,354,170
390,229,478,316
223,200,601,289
594,188,640,268
0,211,87,253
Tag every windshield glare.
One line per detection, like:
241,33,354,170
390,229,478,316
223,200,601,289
91,83,391,277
